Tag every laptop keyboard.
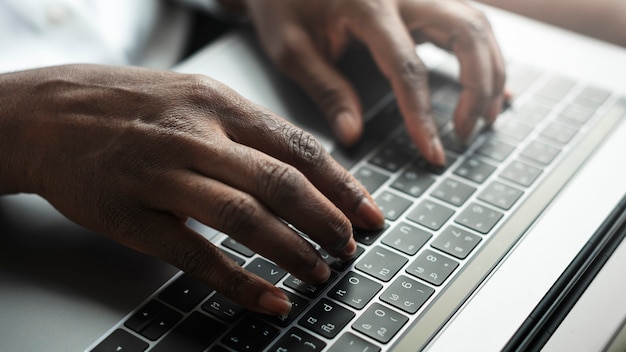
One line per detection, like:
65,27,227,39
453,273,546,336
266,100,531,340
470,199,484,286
89,62,624,352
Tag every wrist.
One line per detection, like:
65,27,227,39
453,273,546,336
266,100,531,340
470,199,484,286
0,70,34,195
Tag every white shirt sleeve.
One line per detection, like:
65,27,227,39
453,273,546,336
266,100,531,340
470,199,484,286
0,0,191,72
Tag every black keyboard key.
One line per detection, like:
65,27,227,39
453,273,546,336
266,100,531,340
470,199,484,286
328,271,382,309
269,327,326,352
453,157,496,184
222,238,254,257
142,308,183,341
125,300,182,341
431,83,460,117
284,272,338,298
319,245,365,271
390,165,436,197
541,121,578,145
389,129,419,155
494,118,533,141
414,153,457,175
353,224,388,245
381,275,435,314
382,222,431,256
356,246,408,282
455,202,503,234
431,178,476,207
327,332,381,352
476,138,515,162
152,312,226,352
259,289,309,327
369,144,412,172
513,100,551,122
222,316,279,352
298,298,355,339
91,329,148,352
159,273,213,312
501,160,543,187
575,85,610,108
478,181,523,210
202,293,246,323
124,300,165,333
406,199,455,231
559,104,595,125
520,141,561,166
406,249,459,286
221,249,246,266
441,130,470,154
245,258,287,284
374,191,413,221
352,303,408,343
353,166,389,194
431,225,482,259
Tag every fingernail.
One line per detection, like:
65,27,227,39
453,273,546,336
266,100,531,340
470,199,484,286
258,290,292,316
339,237,357,258
310,258,331,282
333,111,360,146
429,136,446,167
356,197,385,229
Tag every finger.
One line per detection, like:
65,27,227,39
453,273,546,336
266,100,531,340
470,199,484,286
400,1,506,139
145,169,343,289
212,101,385,232
192,140,359,259
484,29,507,125
110,207,293,316
344,4,446,166
264,25,364,146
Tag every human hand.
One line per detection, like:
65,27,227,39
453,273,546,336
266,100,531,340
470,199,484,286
224,0,506,165
0,64,384,315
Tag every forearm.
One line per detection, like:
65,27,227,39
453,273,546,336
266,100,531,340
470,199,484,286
479,0,626,47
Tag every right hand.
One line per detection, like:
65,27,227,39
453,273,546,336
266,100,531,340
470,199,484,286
0,64,385,315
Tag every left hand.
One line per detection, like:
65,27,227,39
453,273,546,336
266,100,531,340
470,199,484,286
219,0,506,166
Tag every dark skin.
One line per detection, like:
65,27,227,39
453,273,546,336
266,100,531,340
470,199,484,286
0,0,505,316
221,0,506,162
0,65,384,315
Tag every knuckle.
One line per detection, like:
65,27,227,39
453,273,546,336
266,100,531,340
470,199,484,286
397,59,429,89
215,193,259,236
281,124,326,170
184,73,237,110
456,11,491,46
257,161,302,200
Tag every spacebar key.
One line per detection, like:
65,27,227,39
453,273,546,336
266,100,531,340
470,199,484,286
151,312,226,352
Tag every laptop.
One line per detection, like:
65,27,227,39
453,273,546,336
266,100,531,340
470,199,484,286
1,3,626,351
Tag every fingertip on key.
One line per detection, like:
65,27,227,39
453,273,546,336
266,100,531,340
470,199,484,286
257,290,293,317
355,197,385,230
